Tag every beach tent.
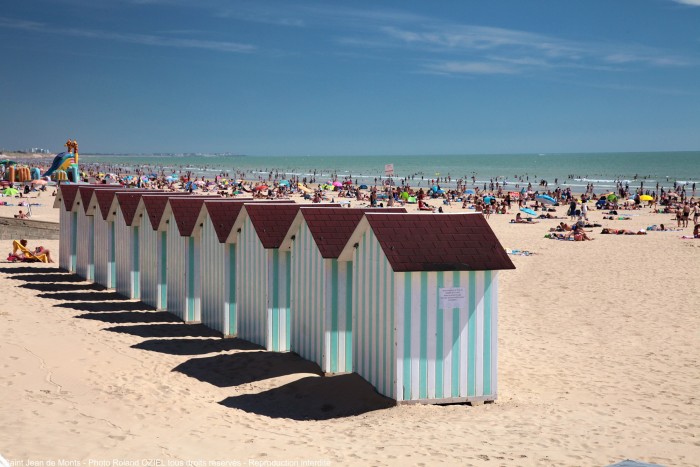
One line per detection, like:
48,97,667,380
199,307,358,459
337,213,515,404
192,199,290,336
234,203,338,351
155,196,220,322
279,207,406,374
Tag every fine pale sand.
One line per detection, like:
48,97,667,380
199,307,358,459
1,195,699,466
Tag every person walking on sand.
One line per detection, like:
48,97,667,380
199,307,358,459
569,199,577,220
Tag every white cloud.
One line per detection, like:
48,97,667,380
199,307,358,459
427,61,519,75
0,16,255,53
672,0,700,5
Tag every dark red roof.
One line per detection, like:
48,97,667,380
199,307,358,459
169,196,221,236
116,192,150,226
203,199,257,243
77,186,120,214
302,207,406,258
95,189,124,220
143,195,176,230
245,204,338,249
59,184,81,211
364,213,515,272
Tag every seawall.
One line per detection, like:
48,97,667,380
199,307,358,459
0,217,60,240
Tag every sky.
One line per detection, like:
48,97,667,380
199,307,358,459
1,0,699,156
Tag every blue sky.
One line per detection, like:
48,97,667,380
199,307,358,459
1,0,699,155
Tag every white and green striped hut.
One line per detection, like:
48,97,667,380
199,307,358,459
157,196,220,323
134,193,192,310
74,186,121,281
193,199,282,337
234,203,338,351
54,184,83,272
338,213,515,404
279,207,405,374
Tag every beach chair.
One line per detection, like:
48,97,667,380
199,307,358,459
11,240,50,263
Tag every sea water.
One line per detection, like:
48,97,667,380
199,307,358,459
79,151,699,192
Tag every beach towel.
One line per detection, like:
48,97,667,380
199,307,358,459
506,248,536,256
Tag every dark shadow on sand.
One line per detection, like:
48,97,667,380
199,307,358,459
105,323,220,339
219,373,395,420
173,351,321,388
133,338,260,356
0,266,62,275
55,301,155,312
38,291,130,301
76,311,181,324
20,282,107,292
6,273,86,283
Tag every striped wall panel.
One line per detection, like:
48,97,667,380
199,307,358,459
290,221,325,369
223,242,239,337
200,218,227,334
352,229,395,399
166,217,187,321
290,222,353,373
139,220,159,309
394,270,499,403
185,236,201,323
93,216,111,287
114,210,134,299
75,212,91,279
237,218,268,348
58,208,71,271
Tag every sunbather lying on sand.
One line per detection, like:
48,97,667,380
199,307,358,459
601,228,646,235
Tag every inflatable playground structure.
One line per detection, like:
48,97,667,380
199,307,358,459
1,139,82,188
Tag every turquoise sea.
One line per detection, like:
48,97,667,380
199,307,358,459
80,151,699,192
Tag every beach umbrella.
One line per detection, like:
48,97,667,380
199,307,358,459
607,194,618,202
520,207,537,216
3,187,19,196
359,184,368,189
343,180,352,185
432,185,439,192
483,196,494,204
332,181,343,187
400,191,409,200
254,185,268,191
536,194,556,205
279,180,290,186
435,189,445,194
640,195,653,201
464,189,475,195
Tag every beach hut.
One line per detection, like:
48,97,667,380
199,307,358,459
337,213,515,404
74,185,122,281
54,184,83,272
279,207,406,374
91,188,144,289
234,203,338,351
132,193,192,310
193,199,288,336
157,196,221,322
112,191,167,299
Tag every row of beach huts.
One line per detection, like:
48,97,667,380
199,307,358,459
54,185,514,405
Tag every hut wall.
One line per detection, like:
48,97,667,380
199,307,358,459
93,216,111,287
352,229,396,399
237,218,268,348
58,208,71,271
184,236,201,323
139,220,160,309
237,218,292,351
75,211,92,279
223,243,238,336
166,217,187,321
394,269,499,403
200,218,227,334
290,222,353,373
114,209,135,299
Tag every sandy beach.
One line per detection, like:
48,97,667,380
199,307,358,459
1,195,698,466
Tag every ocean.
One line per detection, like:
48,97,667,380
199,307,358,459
79,151,699,192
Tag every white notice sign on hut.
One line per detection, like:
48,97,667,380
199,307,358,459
439,287,466,309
